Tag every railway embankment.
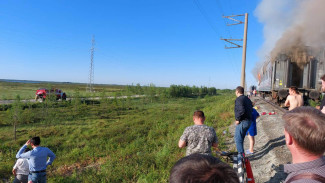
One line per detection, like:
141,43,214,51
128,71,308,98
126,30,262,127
227,96,291,183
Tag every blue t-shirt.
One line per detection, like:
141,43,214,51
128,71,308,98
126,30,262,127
247,108,260,136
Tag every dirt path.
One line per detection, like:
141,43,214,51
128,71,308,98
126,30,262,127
227,97,291,183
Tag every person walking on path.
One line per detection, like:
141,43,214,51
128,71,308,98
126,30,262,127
16,137,56,183
253,89,257,97
245,102,260,155
284,86,303,111
316,74,325,114
282,107,325,182
246,91,251,98
234,86,252,155
178,110,218,156
12,148,30,183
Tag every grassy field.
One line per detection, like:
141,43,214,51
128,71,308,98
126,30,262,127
0,85,236,182
0,81,125,100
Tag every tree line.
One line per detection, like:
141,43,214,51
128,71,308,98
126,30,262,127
125,84,217,98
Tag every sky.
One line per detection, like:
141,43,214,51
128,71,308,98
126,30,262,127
0,0,265,89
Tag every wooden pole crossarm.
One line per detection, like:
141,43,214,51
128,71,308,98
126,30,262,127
220,38,243,48
222,14,245,18
222,14,245,26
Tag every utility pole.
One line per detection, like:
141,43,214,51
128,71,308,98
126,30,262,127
221,13,248,87
87,35,95,92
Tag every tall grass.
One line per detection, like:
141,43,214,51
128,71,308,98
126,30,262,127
0,91,236,182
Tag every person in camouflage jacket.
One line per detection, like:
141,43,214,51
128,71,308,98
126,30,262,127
178,110,218,156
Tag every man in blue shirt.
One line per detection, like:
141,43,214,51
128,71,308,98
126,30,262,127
16,137,56,183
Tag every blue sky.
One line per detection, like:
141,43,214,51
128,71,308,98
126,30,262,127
0,0,264,89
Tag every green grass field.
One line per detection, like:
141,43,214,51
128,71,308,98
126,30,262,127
0,81,125,100
0,83,236,182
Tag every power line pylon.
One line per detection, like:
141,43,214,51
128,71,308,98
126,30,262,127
87,35,95,92
221,13,248,87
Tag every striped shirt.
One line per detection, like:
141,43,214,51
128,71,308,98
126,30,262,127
284,156,325,183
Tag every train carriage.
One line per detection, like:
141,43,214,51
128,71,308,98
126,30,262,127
258,47,325,105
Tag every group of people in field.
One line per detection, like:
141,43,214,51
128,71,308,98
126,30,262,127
12,75,325,183
171,74,325,182
12,137,55,183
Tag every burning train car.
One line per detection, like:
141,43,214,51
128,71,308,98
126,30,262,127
258,47,325,105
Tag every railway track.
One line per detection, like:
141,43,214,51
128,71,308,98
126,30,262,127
256,96,288,114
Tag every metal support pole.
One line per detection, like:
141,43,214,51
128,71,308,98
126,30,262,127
241,13,248,87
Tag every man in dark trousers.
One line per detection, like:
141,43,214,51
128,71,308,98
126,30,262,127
16,137,56,183
234,86,252,156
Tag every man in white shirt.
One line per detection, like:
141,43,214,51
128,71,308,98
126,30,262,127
12,148,30,183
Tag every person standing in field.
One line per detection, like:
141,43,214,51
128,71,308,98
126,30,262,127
245,102,260,155
234,86,252,155
284,86,303,111
178,110,218,156
316,74,325,114
282,107,325,182
12,148,30,183
16,137,56,183
253,89,257,97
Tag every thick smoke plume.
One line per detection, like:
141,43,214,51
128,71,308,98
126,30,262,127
253,0,325,80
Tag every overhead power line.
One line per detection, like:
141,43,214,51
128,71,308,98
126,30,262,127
220,13,249,87
87,35,95,92
193,0,221,36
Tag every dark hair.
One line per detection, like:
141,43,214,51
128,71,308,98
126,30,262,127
283,107,325,155
321,74,325,81
24,148,31,153
289,86,299,94
193,110,205,119
236,86,244,94
30,137,41,146
169,154,239,183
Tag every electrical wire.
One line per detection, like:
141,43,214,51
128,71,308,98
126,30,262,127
193,0,222,36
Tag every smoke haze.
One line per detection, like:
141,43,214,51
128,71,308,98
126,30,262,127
253,0,325,80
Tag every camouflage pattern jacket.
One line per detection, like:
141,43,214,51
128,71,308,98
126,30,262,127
180,124,218,156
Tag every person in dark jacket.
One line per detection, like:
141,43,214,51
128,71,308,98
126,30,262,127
234,86,252,155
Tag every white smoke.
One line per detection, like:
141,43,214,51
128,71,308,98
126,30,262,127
254,0,299,58
253,0,325,80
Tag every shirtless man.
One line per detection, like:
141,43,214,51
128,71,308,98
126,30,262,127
316,74,325,114
284,86,303,111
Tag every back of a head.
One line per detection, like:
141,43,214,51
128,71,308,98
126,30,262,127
30,137,41,146
24,148,31,153
193,110,205,119
169,154,239,183
289,86,299,94
321,74,325,81
236,86,244,95
283,106,325,155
